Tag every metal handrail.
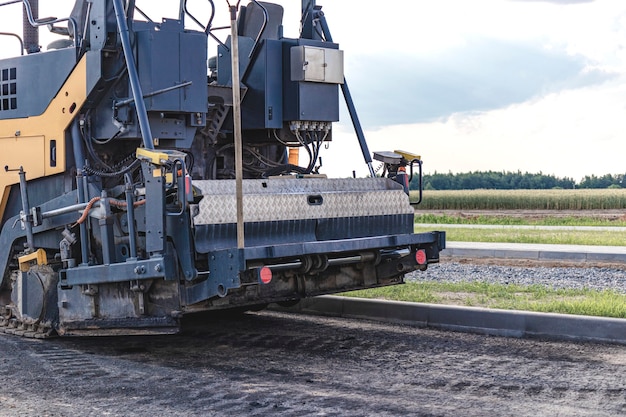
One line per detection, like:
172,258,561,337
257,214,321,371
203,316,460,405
0,0,78,54
0,0,79,50
0,0,22,7
22,0,78,46
133,6,153,23
0,0,28,56
247,0,268,58
182,0,212,31
0,32,24,55
409,159,423,206
183,0,229,50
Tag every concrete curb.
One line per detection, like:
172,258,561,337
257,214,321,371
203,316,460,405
443,242,626,263
274,295,626,345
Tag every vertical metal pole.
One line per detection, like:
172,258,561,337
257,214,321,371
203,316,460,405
18,168,34,252
76,170,90,266
99,190,114,265
228,2,245,249
112,0,154,150
23,0,39,53
302,0,315,16
339,80,375,178
124,174,138,260
300,0,317,40
71,119,85,170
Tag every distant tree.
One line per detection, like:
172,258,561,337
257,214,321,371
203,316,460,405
414,170,577,190
578,173,625,189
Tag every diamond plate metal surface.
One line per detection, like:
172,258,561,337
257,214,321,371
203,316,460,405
192,178,413,225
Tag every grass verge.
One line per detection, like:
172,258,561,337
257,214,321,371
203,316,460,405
413,225,626,246
343,281,626,318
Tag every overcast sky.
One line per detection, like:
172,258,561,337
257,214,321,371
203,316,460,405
1,0,625,181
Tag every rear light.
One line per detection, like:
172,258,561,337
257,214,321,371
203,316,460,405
185,175,194,202
415,249,427,265
259,266,273,284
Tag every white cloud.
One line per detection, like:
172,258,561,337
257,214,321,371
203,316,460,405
325,76,626,181
317,0,626,180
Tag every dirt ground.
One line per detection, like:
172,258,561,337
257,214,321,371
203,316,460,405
2,209,624,416
1,310,626,416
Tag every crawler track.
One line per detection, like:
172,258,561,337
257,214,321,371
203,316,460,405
1,310,626,416
0,308,56,339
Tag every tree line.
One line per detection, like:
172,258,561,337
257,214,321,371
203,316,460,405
409,171,626,190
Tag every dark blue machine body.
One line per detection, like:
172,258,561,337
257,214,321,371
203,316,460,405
0,0,444,337
134,19,207,114
281,38,340,123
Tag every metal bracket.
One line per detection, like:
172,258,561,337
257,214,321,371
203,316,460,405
18,249,47,272
136,148,188,166
184,249,244,304
59,255,175,287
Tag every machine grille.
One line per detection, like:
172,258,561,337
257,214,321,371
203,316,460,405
0,67,17,111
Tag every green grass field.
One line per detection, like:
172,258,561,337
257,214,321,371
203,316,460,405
411,189,626,246
343,282,626,318
411,189,626,210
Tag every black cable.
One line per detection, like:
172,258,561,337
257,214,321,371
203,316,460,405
261,164,308,178
83,158,141,178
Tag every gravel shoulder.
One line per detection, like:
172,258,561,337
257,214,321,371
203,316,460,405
407,257,626,294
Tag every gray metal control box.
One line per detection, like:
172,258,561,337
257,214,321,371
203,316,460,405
290,45,344,84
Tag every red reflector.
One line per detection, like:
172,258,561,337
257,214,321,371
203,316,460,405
185,175,192,194
415,249,427,265
260,266,273,284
